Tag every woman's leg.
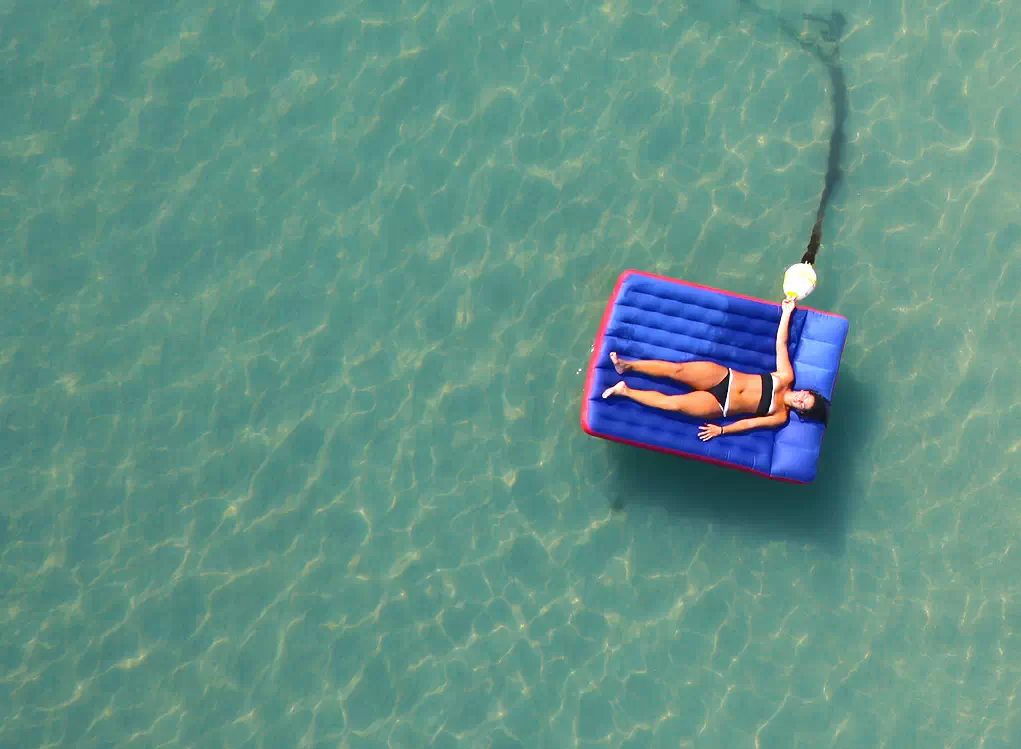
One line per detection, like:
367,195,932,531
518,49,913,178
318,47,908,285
601,382,723,417
610,352,728,391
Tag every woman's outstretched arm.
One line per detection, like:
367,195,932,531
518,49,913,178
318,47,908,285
774,298,795,384
698,411,787,441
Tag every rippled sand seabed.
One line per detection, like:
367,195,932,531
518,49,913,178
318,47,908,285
2,0,1021,747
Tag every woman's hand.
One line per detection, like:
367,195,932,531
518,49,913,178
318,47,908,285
698,424,725,441
781,297,796,315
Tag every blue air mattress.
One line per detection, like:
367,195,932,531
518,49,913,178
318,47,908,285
581,270,849,483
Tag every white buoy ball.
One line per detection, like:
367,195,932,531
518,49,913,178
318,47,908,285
783,263,817,301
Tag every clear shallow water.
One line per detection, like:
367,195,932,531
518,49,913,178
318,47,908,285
2,0,1020,746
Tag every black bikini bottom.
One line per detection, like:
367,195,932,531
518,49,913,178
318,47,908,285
708,369,731,414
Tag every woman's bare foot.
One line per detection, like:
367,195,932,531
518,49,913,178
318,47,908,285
609,352,629,374
602,381,628,399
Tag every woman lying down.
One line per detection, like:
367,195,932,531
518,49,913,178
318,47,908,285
601,298,829,441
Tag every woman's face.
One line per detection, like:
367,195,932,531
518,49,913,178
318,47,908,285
790,390,816,412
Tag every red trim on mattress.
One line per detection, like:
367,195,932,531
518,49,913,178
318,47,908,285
579,268,834,484
578,425,807,484
579,270,629,440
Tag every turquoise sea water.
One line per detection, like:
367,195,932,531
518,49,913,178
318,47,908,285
3,0,1021,746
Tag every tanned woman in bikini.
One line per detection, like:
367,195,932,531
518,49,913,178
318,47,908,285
601,298,829,441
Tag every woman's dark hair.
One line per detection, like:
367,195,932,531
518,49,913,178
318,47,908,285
796,390,830,425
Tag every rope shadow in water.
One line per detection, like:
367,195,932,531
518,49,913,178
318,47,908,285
605,370,875,552
738,2,848,266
